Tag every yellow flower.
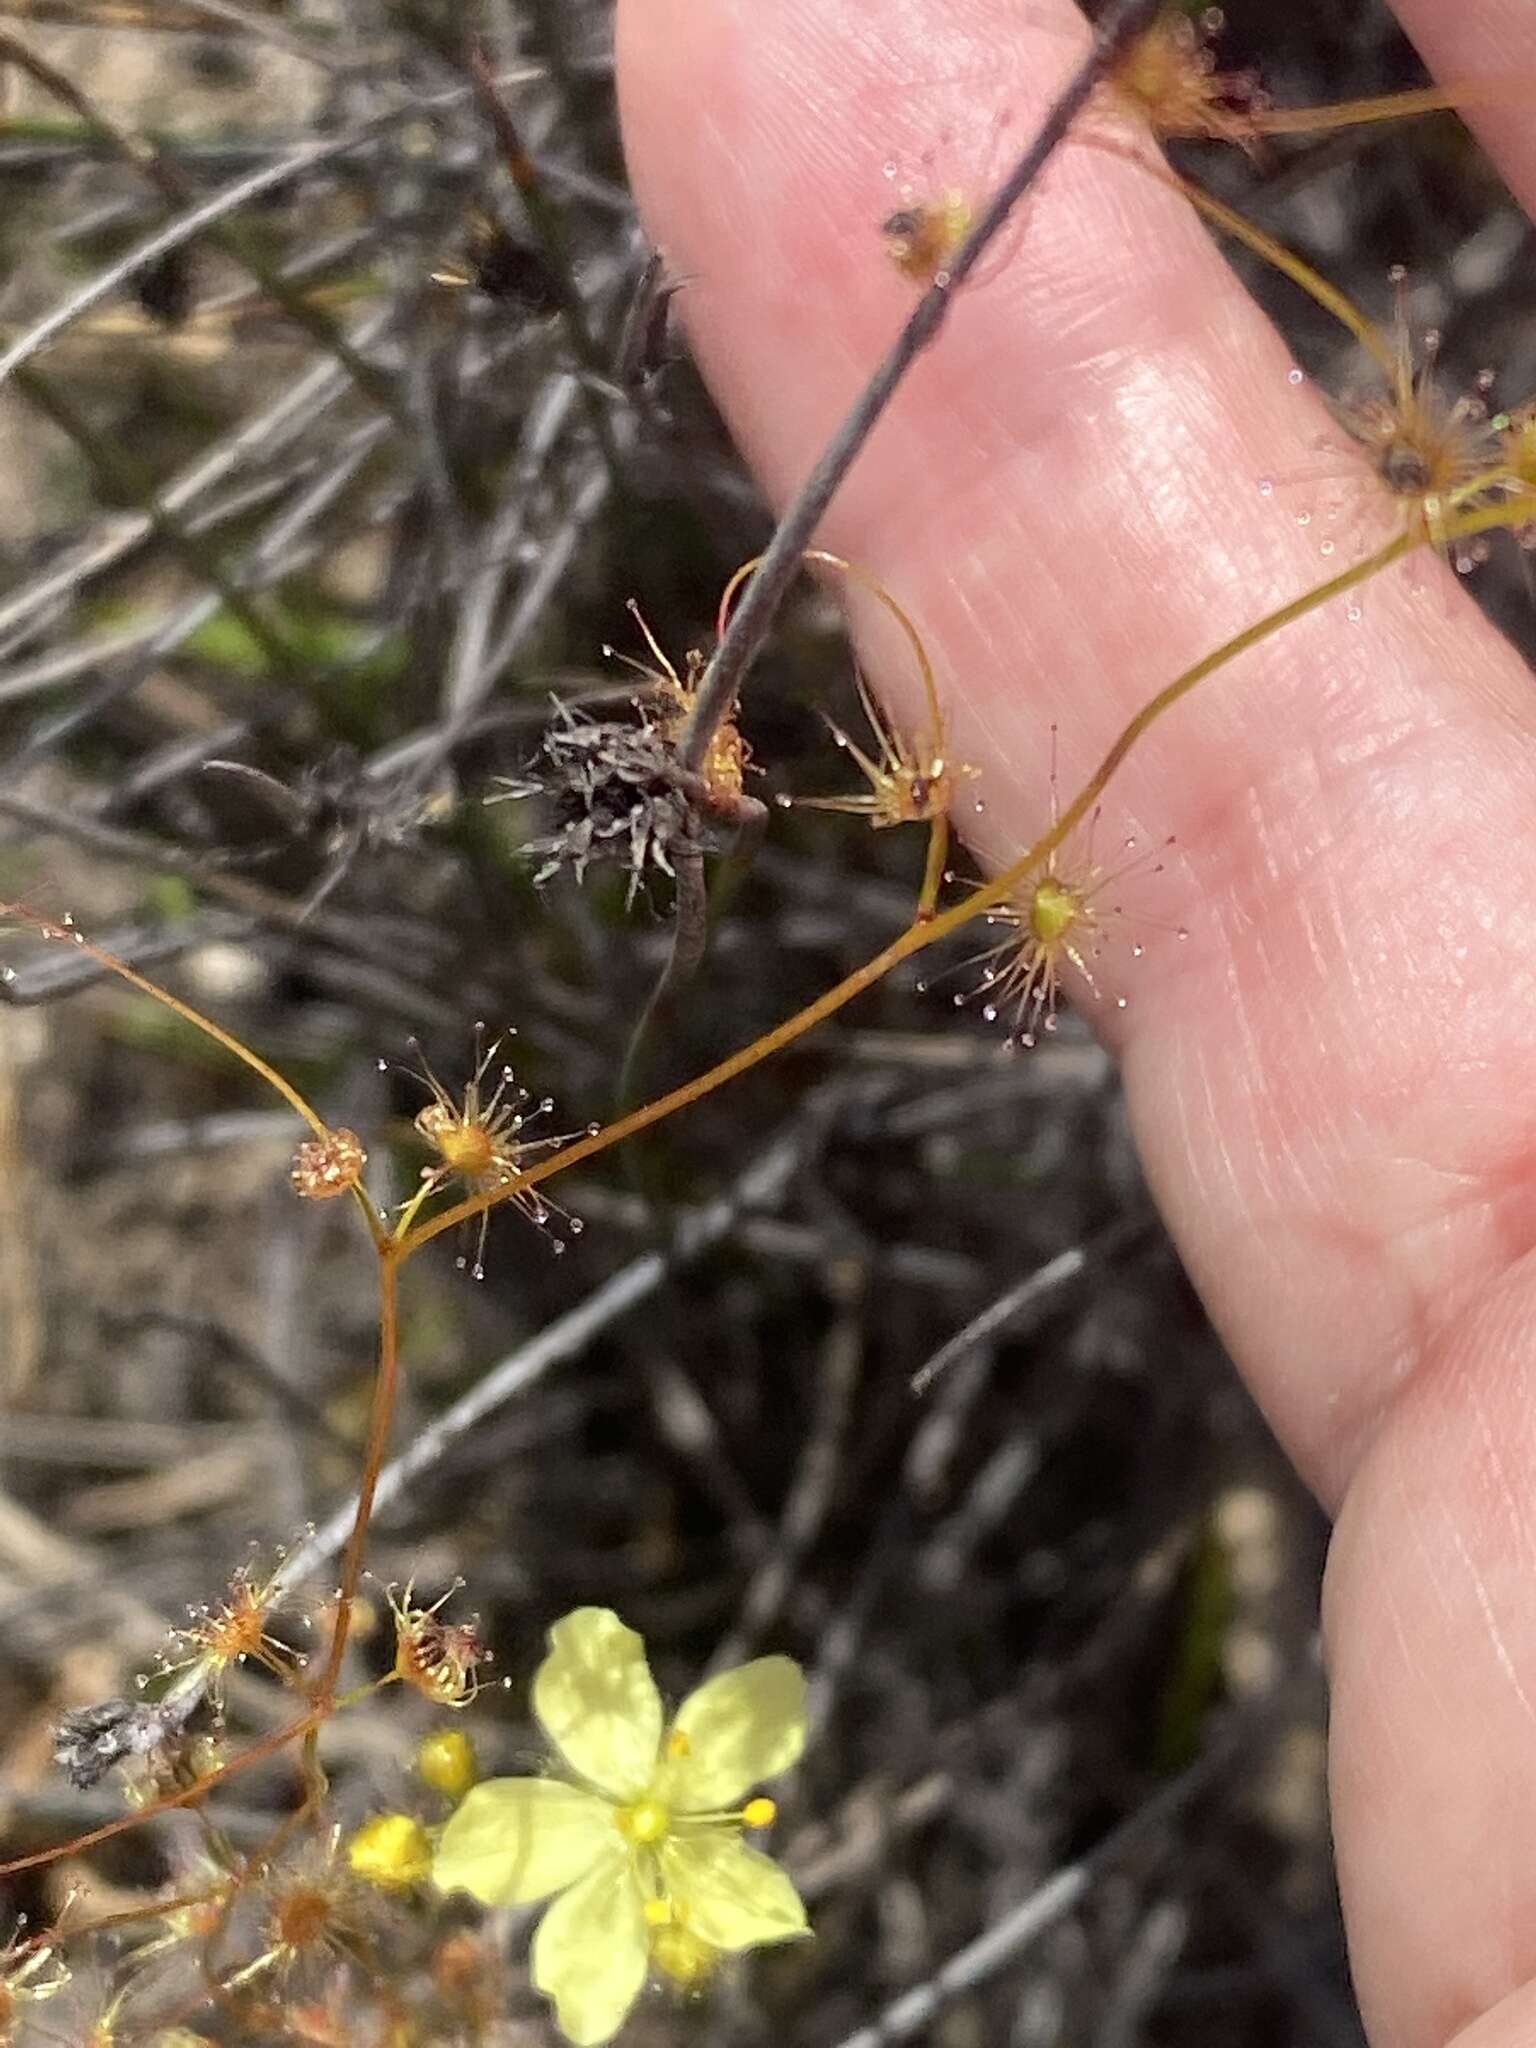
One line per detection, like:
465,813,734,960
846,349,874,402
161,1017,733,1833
432,1607,809,2046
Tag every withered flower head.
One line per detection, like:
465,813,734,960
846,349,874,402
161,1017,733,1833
387,1579,492,1708
488,699,706,906
224,1826,385,1995
52,1687,201,1790
0,1920,69,2031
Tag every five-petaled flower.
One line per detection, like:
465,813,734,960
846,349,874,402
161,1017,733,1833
432,1606,809,2045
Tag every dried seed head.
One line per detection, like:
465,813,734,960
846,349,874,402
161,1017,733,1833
488,699,703,905
290,1127,367,1202
52,1686,202,1790
387,1580,492,1707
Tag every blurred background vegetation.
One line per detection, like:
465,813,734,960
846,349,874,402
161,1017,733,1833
0,1,1527,2040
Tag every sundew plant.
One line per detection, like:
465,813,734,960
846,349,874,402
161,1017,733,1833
0,1,1532,2044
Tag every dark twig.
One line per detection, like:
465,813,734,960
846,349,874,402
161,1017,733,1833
911,1217,1152,1395
709,1254,864,1671
614,843,709,1115
466,36,625,485
0,63,545,394
677,0,1164,775
10,363,301,680
826,1709,1261,2048
0,26,407,426
104,1310,351,1454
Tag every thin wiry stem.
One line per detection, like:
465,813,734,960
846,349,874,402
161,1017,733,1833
271,1113,821,1596
615,842,712,1113
405,523,1423,1259
1250,80,1514,138
0,27,407,424
315,1253,402,1697
1171,168,1396,376
708,1255,864,1672
675,0,1168,778
0,62,546,393
0,900,389,1250
467,36,626,487
911,1219,1150,1397
10,363,301,679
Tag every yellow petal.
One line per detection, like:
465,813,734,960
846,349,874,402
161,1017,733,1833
531,1847,649,2046
661,1830,810,1951
432,1778,613,1906
660,1655,806,1808
534,1607,663,1800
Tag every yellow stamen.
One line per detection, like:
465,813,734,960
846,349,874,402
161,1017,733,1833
666,1729,693,1760
742,1797,776,1828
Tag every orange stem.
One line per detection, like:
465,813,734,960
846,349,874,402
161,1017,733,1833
718,547,946,745
404,525,1420,1260
315,1251,401,1697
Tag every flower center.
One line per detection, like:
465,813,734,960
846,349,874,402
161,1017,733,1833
617,1796,671,1845
1030,877,1082,948
438,1121,496,1175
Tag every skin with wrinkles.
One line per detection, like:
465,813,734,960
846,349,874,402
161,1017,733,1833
615,4,1536,2045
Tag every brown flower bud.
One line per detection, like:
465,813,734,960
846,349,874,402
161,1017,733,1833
290,1128,366,1201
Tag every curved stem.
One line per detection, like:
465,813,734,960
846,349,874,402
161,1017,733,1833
403,525,1419,1260
1171,171,1397,378
919,813,950,922
0,1705,325,1877
0,902,388,1252
718,547,946,747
